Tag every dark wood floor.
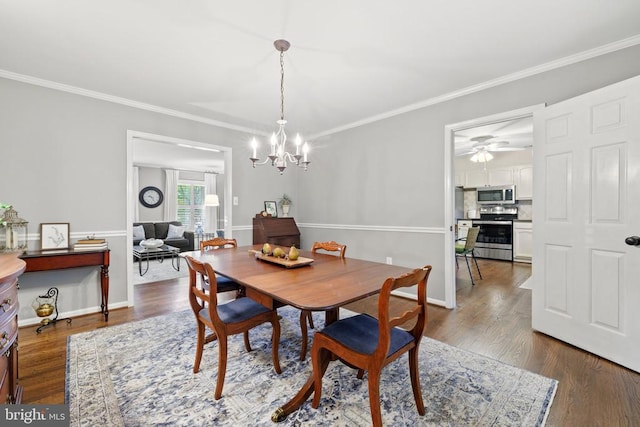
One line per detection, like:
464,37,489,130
18,258,640,426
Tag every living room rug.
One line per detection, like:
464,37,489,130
66,306,557,426
132,257,188,285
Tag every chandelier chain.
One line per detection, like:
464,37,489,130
280,49,285,121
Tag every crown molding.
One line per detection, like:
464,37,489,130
2,34,639,140
0,69,263,136
310,34,640,139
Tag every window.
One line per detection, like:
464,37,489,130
176,182,205,230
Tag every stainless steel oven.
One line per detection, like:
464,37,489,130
471,206,518,261
472,220,513,261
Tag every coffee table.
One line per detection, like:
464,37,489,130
133,244,181,276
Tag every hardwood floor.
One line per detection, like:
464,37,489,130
18,259,640,426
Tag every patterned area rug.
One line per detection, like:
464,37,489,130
66,307,557,426
132,257,188,285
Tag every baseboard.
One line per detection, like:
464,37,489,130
18,301,129,327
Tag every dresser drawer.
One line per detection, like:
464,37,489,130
0,315,18,355
0,278,18,324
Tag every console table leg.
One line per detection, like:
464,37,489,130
101,265,109,321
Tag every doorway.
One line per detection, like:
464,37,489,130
125,130,233,306
443,105,543,308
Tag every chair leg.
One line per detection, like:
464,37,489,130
271,315,282,374
408,347,425,415
193,321,205,373
367,369,383,427
356,369,365,379
214,336,228,400
311,345,332,409
471,250,482,279
464,254,476,286
243,330,252,352
299,310,309,361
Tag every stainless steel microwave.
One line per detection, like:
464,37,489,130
476,185,516,205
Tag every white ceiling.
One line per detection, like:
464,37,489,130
2,1,640,153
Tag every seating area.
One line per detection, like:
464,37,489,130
184,255,282,400
132,221,194,252
455,226,482,286
311,265,432,426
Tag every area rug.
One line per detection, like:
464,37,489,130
66,306,557,426
132,258,188,285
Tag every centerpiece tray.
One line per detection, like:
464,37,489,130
248,249,314,268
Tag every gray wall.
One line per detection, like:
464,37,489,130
2,43,640,322
296,44,640,302
0,78,291,324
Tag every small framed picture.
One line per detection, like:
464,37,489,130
40,223,70,250
264,201,278,217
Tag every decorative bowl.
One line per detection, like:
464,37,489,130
140,239,164,249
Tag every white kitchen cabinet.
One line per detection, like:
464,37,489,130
456,220,473,240
465,170,488,188
455,172,465,187
488,167,514,186
513,221,533,263
514,165,533,199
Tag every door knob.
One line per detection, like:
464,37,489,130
625,236,640,246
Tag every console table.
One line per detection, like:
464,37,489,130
20,249,110,321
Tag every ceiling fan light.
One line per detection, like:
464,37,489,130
470,151,493,163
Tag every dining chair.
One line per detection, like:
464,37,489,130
298,241,347,361
310,265,432,426
200,237,242,294
184,255,282,399
455,226,482,286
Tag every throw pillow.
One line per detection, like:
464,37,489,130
167,224,185,239
133,225,146,240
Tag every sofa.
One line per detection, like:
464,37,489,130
133,221,194,252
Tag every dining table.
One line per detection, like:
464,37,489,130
182,244,415,422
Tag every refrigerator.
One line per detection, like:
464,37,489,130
455,186,464,220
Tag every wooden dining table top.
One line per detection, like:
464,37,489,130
182,245,414,311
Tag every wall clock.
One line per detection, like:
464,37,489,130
139,186,164,208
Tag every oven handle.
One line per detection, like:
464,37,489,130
472,221,513,225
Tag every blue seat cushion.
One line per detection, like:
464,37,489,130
199,297,270,324
321,313,413,356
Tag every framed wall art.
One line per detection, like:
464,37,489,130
264,201,277,217
40,222,70,250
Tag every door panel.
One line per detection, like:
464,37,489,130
533,75,640,373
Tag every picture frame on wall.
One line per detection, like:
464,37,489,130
40,222,70,250
264,201,277,217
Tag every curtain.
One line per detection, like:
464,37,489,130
204,173,217,235
164,169,179,221
133,166,140,222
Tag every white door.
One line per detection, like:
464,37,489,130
532,75,640,373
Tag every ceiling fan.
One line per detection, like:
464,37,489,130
466,135,525,153
458,135,526,163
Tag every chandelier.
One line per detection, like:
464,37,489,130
250,39,310,174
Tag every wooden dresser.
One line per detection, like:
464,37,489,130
253,217,301,248
0,254,25,404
